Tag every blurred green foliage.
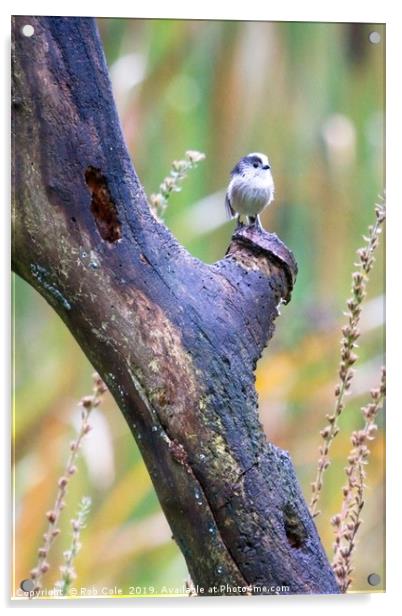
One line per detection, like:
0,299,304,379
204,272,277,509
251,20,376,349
13,19,385,596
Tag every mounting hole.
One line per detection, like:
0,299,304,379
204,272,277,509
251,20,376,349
367,573,381,586
20,578,35,592
368,31,381,45
21,24,35,37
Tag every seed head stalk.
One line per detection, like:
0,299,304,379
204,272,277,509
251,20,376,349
331,367,385,591
310,199,385,517
30,373,107,593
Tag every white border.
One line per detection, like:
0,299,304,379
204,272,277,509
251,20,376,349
1,0,393,21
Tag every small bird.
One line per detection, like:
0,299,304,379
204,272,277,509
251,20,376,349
225,152,275,230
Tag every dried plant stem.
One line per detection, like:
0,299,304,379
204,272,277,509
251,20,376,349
30,373,107,592
331,367,385,592
309,198,385,517
149,150,205,218
55,496,92,596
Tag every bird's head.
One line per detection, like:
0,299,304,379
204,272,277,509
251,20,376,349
231,152,272,179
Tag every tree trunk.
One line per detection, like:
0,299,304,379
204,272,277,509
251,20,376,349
11,16,339,595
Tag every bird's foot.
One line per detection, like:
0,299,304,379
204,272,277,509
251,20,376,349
248,215,264,232
235,216,244,230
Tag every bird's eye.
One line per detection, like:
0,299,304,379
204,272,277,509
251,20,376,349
253,162,259,169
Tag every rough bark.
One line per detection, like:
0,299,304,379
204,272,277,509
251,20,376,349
11,16,339,594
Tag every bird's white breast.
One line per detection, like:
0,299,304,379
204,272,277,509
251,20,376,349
229,173,274,216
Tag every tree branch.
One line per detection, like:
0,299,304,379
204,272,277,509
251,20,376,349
12,16,339,594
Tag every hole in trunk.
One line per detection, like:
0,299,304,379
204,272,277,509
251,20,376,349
85,166,121,243
283,503,307,549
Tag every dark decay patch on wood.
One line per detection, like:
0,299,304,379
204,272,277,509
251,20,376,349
283,502,308,549
85,166,121,242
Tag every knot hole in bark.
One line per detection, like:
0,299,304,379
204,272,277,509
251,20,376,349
85,166,121,242
283,503,308,549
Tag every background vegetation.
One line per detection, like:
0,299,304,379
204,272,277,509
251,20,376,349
13,18,385,595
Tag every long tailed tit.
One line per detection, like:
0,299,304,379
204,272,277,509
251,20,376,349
225,152,275,230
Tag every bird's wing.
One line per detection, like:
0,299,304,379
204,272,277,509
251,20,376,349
225,192,236,219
